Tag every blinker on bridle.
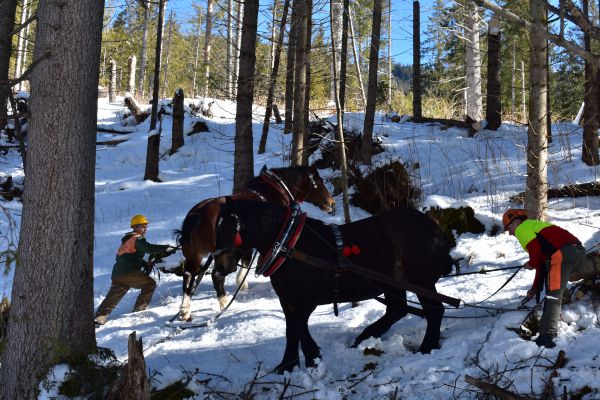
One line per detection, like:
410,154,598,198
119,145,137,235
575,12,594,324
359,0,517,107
213,213,243,256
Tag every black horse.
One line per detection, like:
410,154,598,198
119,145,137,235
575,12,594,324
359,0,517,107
213,199,454,374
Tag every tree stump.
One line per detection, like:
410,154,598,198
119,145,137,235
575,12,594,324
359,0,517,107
107,331,150,400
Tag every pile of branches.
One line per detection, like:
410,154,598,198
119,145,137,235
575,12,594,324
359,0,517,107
348,161,420,215
0,176,23,201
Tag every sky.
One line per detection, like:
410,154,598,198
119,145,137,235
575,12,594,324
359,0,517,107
110,0,436,66
2,91,600,398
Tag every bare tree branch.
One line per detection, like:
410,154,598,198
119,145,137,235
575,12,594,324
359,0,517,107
9,12,36,36
6,49,51,88
455,0,600,67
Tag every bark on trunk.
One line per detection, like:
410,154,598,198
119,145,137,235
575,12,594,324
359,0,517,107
349,6,367,109
128,55,137,95
485,16,501,130
284,1,299,135
0,1,103,398
192,13,202,98
0,0,18,130
339,0,350,114
412,0,422,119
203,0,213,97
233,0,259,193
302,0,312,166
464,1,483,127
171,88,184,153
109,59,117,102
227,0,233,97
525,0,549,220
387,0,392,108
138,3,150,98
13,0,28,92
361,0,382,165
259,0,290,154
144,0,167,182
161,11,173,99
292,0,308,166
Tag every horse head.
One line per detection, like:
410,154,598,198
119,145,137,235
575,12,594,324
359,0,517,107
271,166,336,214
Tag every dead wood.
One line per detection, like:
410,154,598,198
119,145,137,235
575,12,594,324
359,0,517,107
123,96,150,124
464,375,527,400
509,181,600,204
186,120,209,136
107,331,150,400
408,116,481,135
97,125,137,134
0,297,9,340
96,139,129,146
541,350,567,400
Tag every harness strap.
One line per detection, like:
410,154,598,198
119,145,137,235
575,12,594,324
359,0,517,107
260,169,295,204
330,224,345,317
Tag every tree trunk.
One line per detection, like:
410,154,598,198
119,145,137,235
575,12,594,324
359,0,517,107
330,0,351,224
387,0,392,108
338,0,350,114
292,0,308,166
161,11,173,99
485,16,501,130
412,0,422,119
107,332,151,400
582,0,599,165
270,1,278,69
349,6,367,109
14,0,29,91
284,1,299,135
302,0,312,166
138,3,150,98
0,0,18,130
464,1,482,126
511,41,516,119
259,0,291,154
521,60,526,122
227,0,233,98
128,55,137,95
203,0,213,97
235,0,243,96
171,88,184,153
525,0,549,220
330,0,343,101
192,12,202,98
109,59,117,102
233,0,259,193
144,0,167,182
361,0,382,165
0,1,103,398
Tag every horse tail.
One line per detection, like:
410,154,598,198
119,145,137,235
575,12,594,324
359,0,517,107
173,229,183,246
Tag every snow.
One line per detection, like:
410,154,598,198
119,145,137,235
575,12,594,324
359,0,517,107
2,97,600,399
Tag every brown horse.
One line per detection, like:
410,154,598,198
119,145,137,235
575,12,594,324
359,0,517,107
212,199,454,373
176,166,335,320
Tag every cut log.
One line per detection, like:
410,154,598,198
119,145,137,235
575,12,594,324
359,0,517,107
107,331,150,400
464,375,526,400
96,139,129,146
97,125,137,134
509,181,600,204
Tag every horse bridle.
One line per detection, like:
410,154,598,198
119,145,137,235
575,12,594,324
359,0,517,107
213,212,247,257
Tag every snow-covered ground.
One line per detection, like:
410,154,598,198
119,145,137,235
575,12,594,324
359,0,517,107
2,96,600,399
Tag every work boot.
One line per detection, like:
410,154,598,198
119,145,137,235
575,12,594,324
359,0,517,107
535,333,556,348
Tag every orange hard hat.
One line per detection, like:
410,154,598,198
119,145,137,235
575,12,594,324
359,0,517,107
502,208,528,229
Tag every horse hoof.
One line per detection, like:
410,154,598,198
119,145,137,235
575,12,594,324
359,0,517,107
274,362,298,375
218,296,229,310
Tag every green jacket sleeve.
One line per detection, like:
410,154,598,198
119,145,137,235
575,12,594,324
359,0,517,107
135,237,169,255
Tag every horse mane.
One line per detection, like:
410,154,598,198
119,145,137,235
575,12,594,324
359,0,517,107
269,166,308,187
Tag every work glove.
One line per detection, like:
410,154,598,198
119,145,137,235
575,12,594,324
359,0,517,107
144,261,155,275
519,289,536,308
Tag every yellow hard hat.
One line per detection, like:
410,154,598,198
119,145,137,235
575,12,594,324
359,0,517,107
130,214,149,227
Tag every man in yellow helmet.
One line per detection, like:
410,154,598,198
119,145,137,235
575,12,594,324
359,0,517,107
503,208,586,348
94,215,177,326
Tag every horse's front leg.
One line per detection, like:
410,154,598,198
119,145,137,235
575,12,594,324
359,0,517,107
235,250,252,291
275,303,303,374
211,264,228,310
180,257,202,321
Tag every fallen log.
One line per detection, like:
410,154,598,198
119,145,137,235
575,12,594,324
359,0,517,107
464,375,526,400
96,139,129,146
408,116,481,136
510,181,600,204
123,95,150,124
97,125,137,134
